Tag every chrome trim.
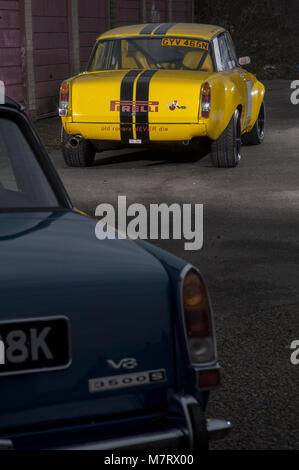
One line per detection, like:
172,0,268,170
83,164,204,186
207,419,232,440
246,80,253,118
0,440,13,450
174,394,198,450
55,428,186,450
178,265,218,370
212,37,222,72
68,135,83,148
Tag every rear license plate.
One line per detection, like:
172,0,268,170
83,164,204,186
0,317,71,375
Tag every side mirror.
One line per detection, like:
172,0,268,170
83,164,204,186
239,56,251,66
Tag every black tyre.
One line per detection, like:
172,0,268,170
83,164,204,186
188,403,209,452
241,101,265,145
210,109,241,168
61,126,95,167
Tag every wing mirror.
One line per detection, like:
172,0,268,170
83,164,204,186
239,56,251,66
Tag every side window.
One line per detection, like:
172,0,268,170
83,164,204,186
216,34,232,71
89,42,108,71
0,131,18,191
225,33,238,68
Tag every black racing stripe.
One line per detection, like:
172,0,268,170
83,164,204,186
140,23,161,35
135,70,157,144
153,23,176,35
120,70,140,144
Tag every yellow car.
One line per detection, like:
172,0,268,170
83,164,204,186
59,23,265,168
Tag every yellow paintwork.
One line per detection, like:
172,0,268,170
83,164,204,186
98,23,225,41
61,23,265,144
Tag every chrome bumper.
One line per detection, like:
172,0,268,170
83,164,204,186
0,419,231,451
207,419,232,440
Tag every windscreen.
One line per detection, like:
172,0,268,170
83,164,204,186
0,117,59,209
88,37,213,72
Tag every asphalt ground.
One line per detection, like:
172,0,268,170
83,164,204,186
44,80,299,450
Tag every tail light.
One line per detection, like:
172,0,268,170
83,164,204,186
182,268,219,389
59,81,69,117
201,82,211,118
197,369,220,389
182,268,216,365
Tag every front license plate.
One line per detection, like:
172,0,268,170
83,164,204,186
0,317,71,375
129,139,142,144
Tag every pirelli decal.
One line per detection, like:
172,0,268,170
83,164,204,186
139,23,177,35
118,69,157,144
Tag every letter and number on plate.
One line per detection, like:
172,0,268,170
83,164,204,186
0,317,71,375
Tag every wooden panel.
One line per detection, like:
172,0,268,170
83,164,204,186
34,63,70,82
80,46,93,67
0,29,20,47
0,65,22,85
34,48,70,67
172,0,192,22
0,48,22,66
32,16,68,33
0,10,20,29
78,0,103,17
0,1,19,10
32,0,71,115
78,0,109,71
33,32,69,50
35,79,62,99
146,0,168,23
5,84,24,102
115,0,141,25
36,96,57,115
0,0,25,105
31,0,67,17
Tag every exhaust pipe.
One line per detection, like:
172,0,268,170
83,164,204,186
68,135,83,148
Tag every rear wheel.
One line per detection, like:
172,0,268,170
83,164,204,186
210,109,241,168
61,126,95,167
241,101,265,145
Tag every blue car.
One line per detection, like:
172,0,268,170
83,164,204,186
0,97,231,451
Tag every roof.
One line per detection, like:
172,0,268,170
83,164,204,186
98,23,225,41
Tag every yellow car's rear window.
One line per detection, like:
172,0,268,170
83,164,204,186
88,37,213,72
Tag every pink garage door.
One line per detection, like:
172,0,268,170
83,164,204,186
172,0,193,22
32,0,71,116
146,0,168,23
78,0,109,71
114,0,141,26
0,0,25,105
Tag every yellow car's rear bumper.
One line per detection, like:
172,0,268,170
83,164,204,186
64,122,207,142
